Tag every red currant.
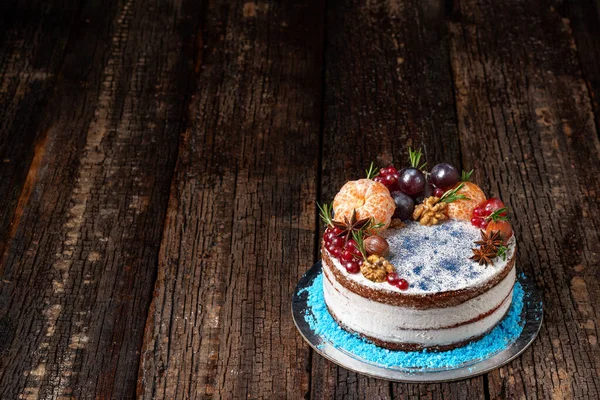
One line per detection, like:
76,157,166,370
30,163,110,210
357,259,364,266
484,198,506,216
373,176,385,184
341,250,355,262
331,226,344,235
379,168,389,176
330,236,345,248
471,216,489,229
330,247,343,259
326,244,337,254
383,174,397,187
473,206,488,218
344,260,360,273
396,279,409,290
386,166,398,175
386,272,399,285
433,187,445,197
324,231,336,244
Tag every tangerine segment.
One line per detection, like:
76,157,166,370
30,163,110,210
333,179,396,229
447,182,486,221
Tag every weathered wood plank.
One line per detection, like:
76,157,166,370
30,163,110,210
0,0,82,261
313,0,485,398
555,0,600,131
449,0,600,398
0,0,196,397
137,1,324,398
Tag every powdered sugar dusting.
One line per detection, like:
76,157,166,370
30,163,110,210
329,220,515,294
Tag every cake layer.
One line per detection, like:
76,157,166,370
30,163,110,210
323,260,515,349
322,244,516,309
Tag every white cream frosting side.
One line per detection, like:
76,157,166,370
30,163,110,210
322,261,516,346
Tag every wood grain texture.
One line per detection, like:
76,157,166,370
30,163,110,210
0,0,82,261
449,0,600,398
313,0,484,398
555,0,600,131
0,0,195,397
137,1,324,398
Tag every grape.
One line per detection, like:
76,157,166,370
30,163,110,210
430,163,460,189
398,168,426,196
391,191,415,221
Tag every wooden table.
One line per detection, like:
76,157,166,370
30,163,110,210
1,0,599,398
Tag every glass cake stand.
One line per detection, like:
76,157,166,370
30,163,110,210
291,261,543,383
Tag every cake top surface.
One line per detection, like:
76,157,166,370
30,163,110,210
328,220,516,295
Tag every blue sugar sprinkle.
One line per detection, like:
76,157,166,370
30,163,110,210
413,265,423,275
302,273,525,370
443,259,459,273
418,282,430,291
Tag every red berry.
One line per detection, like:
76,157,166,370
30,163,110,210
386,273,399,285
473,206,488,217
483,198,506,216
373,176,385,184
330,236,345,248
396,279,409,290
331,247,343,259
383,174,397,188
385,166,398,175
471,216,489,229
341,249,355,262
357,259,364,266
379,168,389,176
433,187,445,197
324,231,336,244
331,226,344,235
344,260,360,273
346,239,358,250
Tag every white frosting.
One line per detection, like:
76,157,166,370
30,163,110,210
322,220,517,347
330,220,516,294
323,263,516,346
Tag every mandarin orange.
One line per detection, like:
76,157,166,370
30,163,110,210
446,182,486,221
333,179,396,230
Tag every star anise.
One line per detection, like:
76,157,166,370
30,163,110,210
474,230,503,251
333,209,370,243
470,247,497,265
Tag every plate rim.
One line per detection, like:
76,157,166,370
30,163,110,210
292,261,543,383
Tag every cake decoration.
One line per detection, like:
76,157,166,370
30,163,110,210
317,149,518,351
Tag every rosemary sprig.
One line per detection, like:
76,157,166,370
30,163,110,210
496,245,508,261
461,169,474,182
365,162,379,179
352,230,368,262
368,218,385,232
439,182,470,203
317,202,334,227
408,147,427,170
486,207,509,222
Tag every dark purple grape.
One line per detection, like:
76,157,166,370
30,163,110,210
430,163,460,189
398,168,426,196
413,182,434,204
391,191,415,221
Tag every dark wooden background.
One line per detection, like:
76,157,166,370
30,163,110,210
1,0,599,398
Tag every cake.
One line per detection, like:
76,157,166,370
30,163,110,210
318,151,516,351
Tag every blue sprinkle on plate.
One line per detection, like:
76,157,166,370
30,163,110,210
291,262,543,383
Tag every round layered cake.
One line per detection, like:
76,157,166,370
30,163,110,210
318,151,516,351
321,221,516,351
